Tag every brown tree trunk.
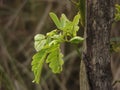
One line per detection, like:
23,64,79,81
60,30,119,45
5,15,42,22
81,0,115,90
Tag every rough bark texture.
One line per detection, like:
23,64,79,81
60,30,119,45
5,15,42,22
82,0,115,90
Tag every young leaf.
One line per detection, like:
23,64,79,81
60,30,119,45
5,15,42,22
49,40,58,46
49,12,61,29
72,26,79,36
46,29,57,37
46,46,64,73
31,49,47,83
34,34,46,52
115,4,120,21
70,36,84,44
34,34,45,41
111,42,120,52
60,14,69,28
73,13,81,25
47,44,59,53
34,39,46,52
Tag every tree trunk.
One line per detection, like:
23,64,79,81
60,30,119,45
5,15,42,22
81,0,115,90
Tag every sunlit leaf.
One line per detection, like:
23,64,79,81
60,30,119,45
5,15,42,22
49,12,61,29
60,14,69,28
31,49,47,83
34,34,46,52
46,29,57,36
73,13,81,25
115,4,120,21
70,36,84,44
46,46,64,73
34,34,45,41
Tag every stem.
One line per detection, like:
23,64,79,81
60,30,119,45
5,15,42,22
76,46,81,57
74,45,82,65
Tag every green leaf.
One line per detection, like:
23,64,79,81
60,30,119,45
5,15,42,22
49,40,58,46
60,14,69,28
59,13,80,37
70,36,84,44
47,34,64,46
72,26,79,36
111,42,120,52
115,4,120,21
62,21,73,31
47,44,59,53
46,29,57,37
34,39,46,52
73,13,80,25
34,34,46,52
46,46,64,73
72,13,81,36
49,12,61,29
31,49,47,83
34,34,45,41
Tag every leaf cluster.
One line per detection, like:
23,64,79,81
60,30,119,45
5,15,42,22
31,12,84,83
115,4,120,21
110,41,120,52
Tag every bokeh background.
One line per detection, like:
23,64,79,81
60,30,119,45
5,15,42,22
0,0,120,90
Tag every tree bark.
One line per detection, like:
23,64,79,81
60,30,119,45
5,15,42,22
81,0,115,90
